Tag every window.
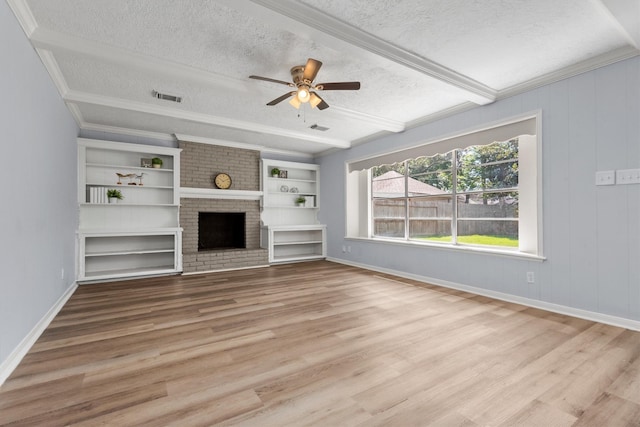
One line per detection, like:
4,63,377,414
372,140,519,248
346,114,541,257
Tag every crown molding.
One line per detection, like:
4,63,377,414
6,0,37,36
174,133,314,159
36,48,69,96
596,0,640,48
64,90,350,149
30,27,402,134
329,106,405,133
29,27,250,93
497,46,639,100
79,122,177,144
236,0,496,105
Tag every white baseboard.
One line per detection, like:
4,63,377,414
0,282,78,386
327,257,640,331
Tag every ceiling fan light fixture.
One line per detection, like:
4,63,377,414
309,92,322,108
297,86,310,102
289,96,302,109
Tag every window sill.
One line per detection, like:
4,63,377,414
345,236,546,262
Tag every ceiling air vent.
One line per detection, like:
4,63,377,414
152,90,182,103
309,124,329,131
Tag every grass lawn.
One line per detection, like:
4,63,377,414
417,234,519,247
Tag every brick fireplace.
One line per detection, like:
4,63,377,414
179,141,268,273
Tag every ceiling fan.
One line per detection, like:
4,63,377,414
249,58,360,110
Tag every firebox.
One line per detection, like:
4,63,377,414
198,212,246,251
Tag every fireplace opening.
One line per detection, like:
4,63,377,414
198,212,246,251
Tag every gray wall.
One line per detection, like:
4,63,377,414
0,3,78,367
319,56,640,323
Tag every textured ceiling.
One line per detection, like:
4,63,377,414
8,0,640,156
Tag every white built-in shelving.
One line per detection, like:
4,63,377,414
77,138,182,282
261,159,326,263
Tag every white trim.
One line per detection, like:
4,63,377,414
181,264,270,275
175,134,314,159
595,1,640,49
6,0,38,36
348,110,540,171
77,137,181,156
329,106,405,133
180,187,263,200
29,27,249,93
498,47,639,99
36,49,69,97
30,26,401,135
0,282,78,387
344,236,545,262
65,91,351,149
81,123,177,144
236,0,496,105
327,258,640,331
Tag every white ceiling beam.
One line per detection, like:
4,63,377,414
29,27,250,93
30,27,402,134
64,90,351,149
595,0,640,48
229,0,496,105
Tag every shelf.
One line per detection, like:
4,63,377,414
85,248,174,257
267,177,316,184
267,191,317,196
181,187,262,200
86,183,173,190
271,254,324,263
78,138,182,282
83,265,177,278
264,205,317,209
80,203,179,207
86,163,174,173
273,240,323,246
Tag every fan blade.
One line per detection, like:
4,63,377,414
302,58,322,83
249,75,294,87
316,82,361,91
267,92,296,106
311,92,329,110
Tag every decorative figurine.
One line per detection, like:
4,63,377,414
135,173,146,186
116,172,135,185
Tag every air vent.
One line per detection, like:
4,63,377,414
310,124,329,131
152,90,182,103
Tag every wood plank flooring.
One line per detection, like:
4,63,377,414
1,260,639,426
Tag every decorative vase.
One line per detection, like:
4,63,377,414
109,197,118,204
153,164,161,169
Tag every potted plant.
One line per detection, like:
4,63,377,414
107,189,123,203
151,157,163,169
271,167,280,178
295,196,306,207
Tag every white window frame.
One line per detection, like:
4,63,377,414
346,112,543,259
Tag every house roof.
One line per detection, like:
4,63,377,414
372,171,448,196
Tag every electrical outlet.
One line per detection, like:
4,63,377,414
347,246,352,253
60,268,65,280
616,168,640,185
526,272,534,283
342,245,346,253
595,170,615,186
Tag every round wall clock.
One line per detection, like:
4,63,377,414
214,173,232,189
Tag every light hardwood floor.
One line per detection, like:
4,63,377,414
1,260,639,426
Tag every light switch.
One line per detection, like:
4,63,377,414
616,169,640,185
595,170,615,186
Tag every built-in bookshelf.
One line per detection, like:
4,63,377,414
77,138,182,282
261,159,326,263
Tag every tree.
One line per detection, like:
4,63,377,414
457,139,519,203
407,153,453,191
